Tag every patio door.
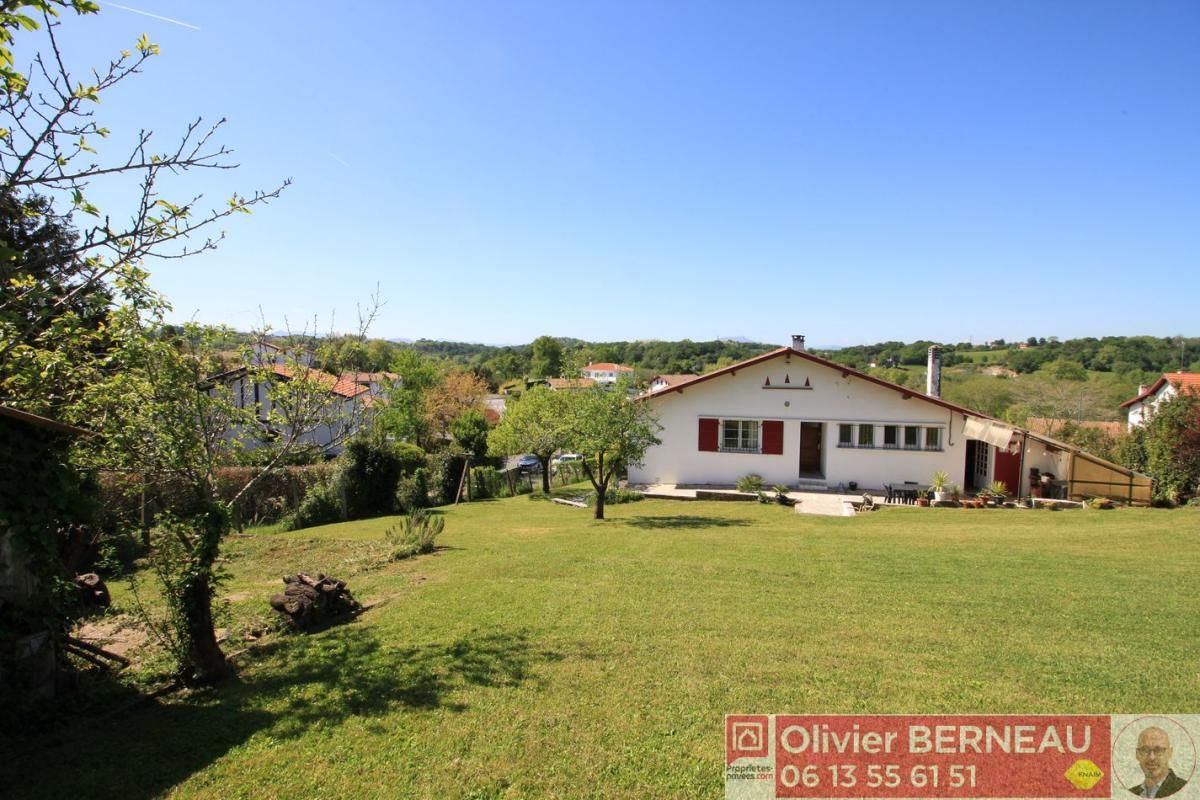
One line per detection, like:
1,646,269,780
799,422,823,477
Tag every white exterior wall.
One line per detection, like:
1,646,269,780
630,355,969,490
1126,383,1176,429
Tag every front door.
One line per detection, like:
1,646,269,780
994,448,1021,496
799,422,823,477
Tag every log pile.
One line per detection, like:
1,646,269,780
269,573,361,630
74,573,111,609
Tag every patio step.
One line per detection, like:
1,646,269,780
795,479,828,491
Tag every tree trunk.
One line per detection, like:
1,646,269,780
181,502,234,684
540,456,552,494
593,480,607,519
182,572,231,683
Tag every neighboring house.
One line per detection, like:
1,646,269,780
630,336,1150,503
338,371,402,396
201,363,374,456
647,374,696,394
581,362,635,385
1120,372,1200,429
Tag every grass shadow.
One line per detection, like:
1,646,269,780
622,515,752,530
5,625,562,800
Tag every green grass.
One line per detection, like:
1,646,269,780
9,499,1200,798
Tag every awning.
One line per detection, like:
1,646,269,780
963,417,1019,450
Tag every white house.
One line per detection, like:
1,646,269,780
581,362,635,385
629,336,1150,502
1120,372,1200,429
202,363,374,456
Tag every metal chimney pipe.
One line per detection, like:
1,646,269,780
791,334,805,351
927,345,942,399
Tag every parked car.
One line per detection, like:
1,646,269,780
551,453,584,473
517,454,541,473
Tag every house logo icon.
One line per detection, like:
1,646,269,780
726,715,770,762
735,722,763,751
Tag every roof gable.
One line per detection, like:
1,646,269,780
1119,372,1200,408
640,346,981,418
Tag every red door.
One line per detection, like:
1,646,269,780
994,449,1021,496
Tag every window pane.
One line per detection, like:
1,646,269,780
884,425,898,446
925,427,941,449
722,420,739,449
839,424,853,445
904,426,919,447
743,421,760,450
858,424,874,447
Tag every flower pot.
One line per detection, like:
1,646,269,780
933,491,950,503
916,498,930,507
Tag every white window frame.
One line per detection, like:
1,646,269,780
721,419,760,453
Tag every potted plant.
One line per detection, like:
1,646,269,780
915,489,931,507
930,470,951,503
989,480,1009,506
950,484,962,506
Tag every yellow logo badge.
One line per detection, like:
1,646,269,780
1064,759,1104,790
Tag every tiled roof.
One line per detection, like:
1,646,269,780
273,364,369,399
583,363,633,372
1119,372,1200,408
639,347,984,418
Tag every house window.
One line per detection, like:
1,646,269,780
925,427,942,451
838,424,854,448
721,419,760,452
883,425,899,449
857,424,875,448
904,425,921,449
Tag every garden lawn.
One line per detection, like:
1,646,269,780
9,499,1199,799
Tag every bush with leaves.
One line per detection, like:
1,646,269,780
280,479,343,531
736,474,764,493
395,467,430,514
384,509,444,560
470,465,503,499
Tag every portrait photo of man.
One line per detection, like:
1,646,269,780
1129,726,1189,798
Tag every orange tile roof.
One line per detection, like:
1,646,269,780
273,364,369,399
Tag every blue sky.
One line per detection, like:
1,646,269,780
32,1,1200,347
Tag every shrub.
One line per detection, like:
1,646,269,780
736,474,764,493
771,484,796,506
1089,497,1115,510
338,438,406,519
426,452,468,506
470,466,503,499
281,480,343,531
395,467,430,514
384,508,445,560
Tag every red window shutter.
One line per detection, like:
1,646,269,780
762,420,784,455
698,418,719,452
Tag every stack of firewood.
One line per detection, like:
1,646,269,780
269,572,361,630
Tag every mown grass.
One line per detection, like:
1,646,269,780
8,498,1200,799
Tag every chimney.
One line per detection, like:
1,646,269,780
926,345,942,399
791,334,805,352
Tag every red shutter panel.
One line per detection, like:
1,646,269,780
698,418,719,452
762,420,784,455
